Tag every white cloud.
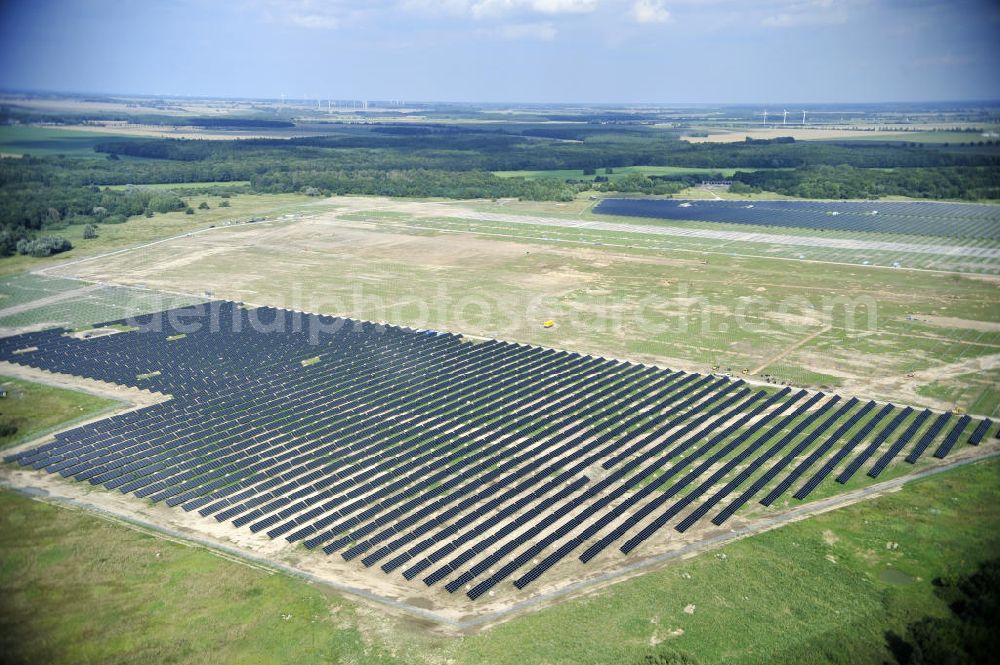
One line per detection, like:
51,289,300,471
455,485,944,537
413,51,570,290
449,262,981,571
531,0,599,13
402,0,598,18
253,0,353,30
630,0,671,24
760,0,846,28
286,13,341,29
493,21,559,39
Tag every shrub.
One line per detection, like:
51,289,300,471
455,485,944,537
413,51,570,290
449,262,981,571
198,201,210,210
83,224,98,239
219,200,231,208
185,207,195,215
16,235,73,257
637,646,700,665
147,193,186,214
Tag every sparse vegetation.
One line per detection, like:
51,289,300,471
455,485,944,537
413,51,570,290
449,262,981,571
0,377,118,449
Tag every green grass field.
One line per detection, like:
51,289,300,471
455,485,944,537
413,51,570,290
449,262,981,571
0,192,329,277
1,455,996,665
0,125,138,157
0,376,120,449
0,273,83,310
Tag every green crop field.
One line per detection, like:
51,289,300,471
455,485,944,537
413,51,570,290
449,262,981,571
0,125,137,157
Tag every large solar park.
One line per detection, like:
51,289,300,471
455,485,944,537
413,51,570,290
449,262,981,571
2,300,995,606
594,199,1000,239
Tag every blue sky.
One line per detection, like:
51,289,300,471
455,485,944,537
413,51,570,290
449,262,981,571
0,0,998,104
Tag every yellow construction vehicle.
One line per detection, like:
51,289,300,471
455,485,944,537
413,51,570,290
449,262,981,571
542,320,555,329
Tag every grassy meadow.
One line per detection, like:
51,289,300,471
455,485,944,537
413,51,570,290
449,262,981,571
0,192,328,277
0,125,137,158
0,376,120,449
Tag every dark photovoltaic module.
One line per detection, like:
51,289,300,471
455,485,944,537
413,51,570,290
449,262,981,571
2,302,991,599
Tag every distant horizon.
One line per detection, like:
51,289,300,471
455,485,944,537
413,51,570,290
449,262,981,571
3,87,1000,111
2,1,999,105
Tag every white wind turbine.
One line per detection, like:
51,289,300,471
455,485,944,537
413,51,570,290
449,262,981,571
801,110,807,125
782,109,788,125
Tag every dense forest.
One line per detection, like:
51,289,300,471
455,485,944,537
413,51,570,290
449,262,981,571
733,165,1000,200
2,122,998,257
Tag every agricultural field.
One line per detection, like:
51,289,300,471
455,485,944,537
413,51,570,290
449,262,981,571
679,127,923,143
0,125,139,157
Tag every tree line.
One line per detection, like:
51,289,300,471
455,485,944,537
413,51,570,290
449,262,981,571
2,125,998,259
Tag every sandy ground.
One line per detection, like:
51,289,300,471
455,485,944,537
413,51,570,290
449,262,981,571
839,352,1000,410
919,316,1000,333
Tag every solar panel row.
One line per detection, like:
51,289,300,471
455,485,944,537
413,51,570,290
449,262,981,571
594,199,1000,239
2,300,988,600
